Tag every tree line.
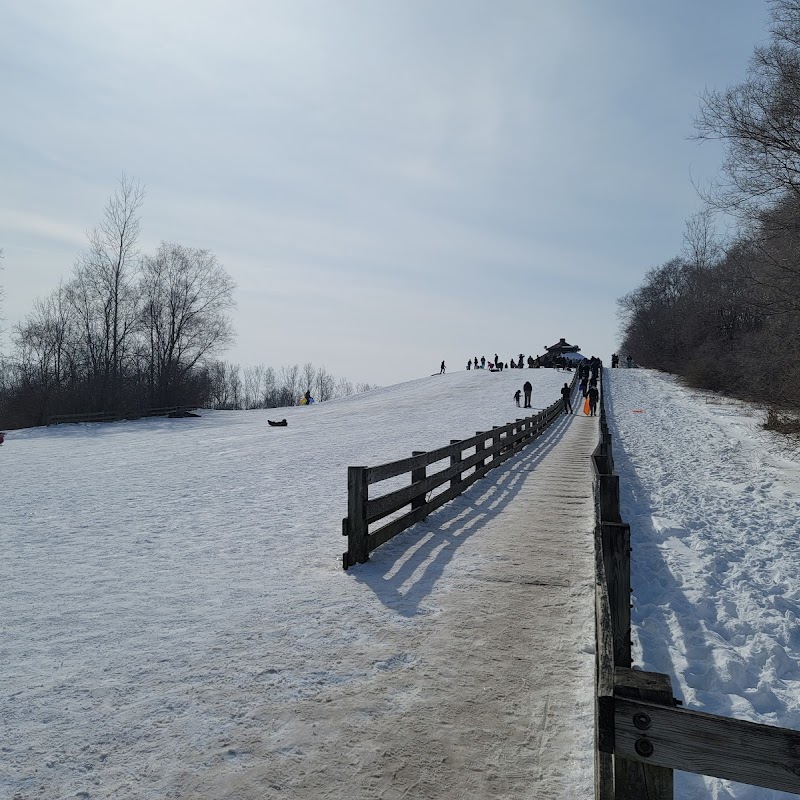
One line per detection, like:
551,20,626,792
618,0,800,431
204,361,376,411
0,177,374,429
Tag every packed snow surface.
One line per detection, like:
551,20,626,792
8,365,796,800
3,368,597,799
609,368,800,800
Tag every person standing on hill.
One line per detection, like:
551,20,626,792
523,380,532,408
561,382,573,414
440,360,446,374
514,389,521,407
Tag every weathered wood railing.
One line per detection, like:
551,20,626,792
342,373,578,570
48,405,196,425
594,370,800,798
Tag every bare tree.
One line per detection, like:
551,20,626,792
278,364,300,406
228,363,243,409
315,364,335,402
206,360,241,409
336,376,354,397
140,242,236,406
301,361,316,394
682,209,722,270
12,283,76,422
262,366,278,407
67,175,144,408
695,0,800,217
243,364,265,409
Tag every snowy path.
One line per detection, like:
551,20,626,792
2,370,597,800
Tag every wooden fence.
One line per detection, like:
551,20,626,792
48,406,197,426
342,373,578,570
593,371,800,798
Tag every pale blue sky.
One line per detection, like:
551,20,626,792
1,1,769,385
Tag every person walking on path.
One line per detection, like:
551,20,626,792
523,380,532,408
440,361,446,374
514,389,522,407
561,382,573,414
587,384,599,416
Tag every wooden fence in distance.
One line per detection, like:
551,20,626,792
342,373,578,570
48,406,197,426
593,370,800,799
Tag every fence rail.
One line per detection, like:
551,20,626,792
48,406,197,425
593,370,800,798
342,373,578,570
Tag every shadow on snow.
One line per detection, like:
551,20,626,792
347,411,574,617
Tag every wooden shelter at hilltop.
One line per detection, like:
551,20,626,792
539,337,585,362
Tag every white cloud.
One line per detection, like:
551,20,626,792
0,209,85,247
0,0,772,384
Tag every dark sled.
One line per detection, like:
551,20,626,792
268,419,288,427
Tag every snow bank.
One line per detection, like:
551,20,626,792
609,368,800,800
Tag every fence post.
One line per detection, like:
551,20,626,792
598,473,621,523
476,432,485,467
614,668,674,799
344,466,369,568
450,440,462,488
602,521,632,667
411,451,426,510
492,426,500,464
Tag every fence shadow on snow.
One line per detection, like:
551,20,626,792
349,413,573,617
603,384,737,723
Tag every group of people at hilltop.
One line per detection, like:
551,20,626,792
465,353,553,371
444,352,605,416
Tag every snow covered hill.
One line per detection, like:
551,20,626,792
2,368,572,799
609,368,800,800
6,365,797,800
